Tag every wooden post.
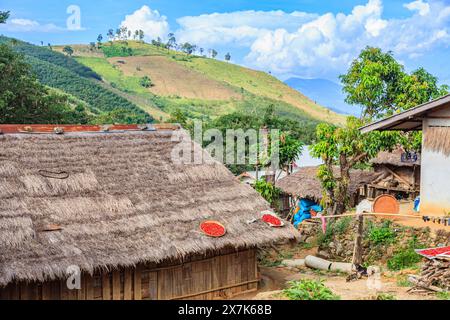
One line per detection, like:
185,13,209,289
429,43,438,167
352,214,364,267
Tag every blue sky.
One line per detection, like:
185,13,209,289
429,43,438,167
1,0,449,86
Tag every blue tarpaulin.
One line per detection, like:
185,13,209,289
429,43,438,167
293,198,323,228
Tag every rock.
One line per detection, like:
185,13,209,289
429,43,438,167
317,250,331,260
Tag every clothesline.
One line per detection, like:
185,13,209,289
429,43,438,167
309,212,442,219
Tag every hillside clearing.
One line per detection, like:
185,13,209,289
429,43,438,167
109,56,242,100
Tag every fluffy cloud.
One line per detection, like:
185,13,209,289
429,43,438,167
0,18,62,32
120,5,169,41
404,0,431,16
175,0,450,78
176,10,317,46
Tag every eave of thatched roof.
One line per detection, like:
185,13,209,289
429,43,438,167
370,148,421,167
276,166,380,202
0,128,298,286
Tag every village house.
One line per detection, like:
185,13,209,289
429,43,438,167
367,147,421,200
0,124,298,300
276,166,380,216
360,93,450,214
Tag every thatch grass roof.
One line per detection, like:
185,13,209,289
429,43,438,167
277,166,380,202
0,128,298,286
370,148,421,167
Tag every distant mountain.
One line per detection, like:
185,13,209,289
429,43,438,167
284,77,360,116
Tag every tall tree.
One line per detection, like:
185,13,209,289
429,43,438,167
62,46,74,57
107,29,114,42
340,46,448,120
209,49,218,59
181,42,195,55
167,33,176,50
0,11,9,23
62,46,74,56
134,30,139,40
225,52,231,62
97,34,103,46
138,30,145,41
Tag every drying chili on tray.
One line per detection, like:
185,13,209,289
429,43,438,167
200,221,226,237
262,214,282,227
416,246,450,258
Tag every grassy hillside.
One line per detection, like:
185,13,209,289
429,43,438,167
0,37,152,124
67,41,345,126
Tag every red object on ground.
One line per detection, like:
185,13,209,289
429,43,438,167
416,246,450,259
373,194,400,215
262,214,282,227
200,221,226,237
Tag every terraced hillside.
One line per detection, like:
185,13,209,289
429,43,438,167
59,41,346,125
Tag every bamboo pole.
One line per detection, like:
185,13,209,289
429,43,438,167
310,212,427,219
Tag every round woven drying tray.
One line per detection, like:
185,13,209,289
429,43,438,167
373,194,400,219
200,220,226,238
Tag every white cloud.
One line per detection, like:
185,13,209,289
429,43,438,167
120,5,169,41
0,18,63,32
404,0,431,16
174,0,450,79
176,10,318,46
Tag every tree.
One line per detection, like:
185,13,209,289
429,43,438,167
310,117,399,215
199,48,204,56
209,49,218,59
0,44,90,124
181,42,195,55
40,41,44,46
97,34,103,46
225,52,231,62
107,29,114,42
0,11,9,23
139,30,145,41
140,76,153,88
128,30,132,40
48,43,52,50
167,33,176,50
279,133,303,175
63,46,74,57
89,42,96,51
134,30,139,40
340,46,448,120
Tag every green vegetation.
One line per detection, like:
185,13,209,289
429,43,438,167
140,76,153,88
396,275,413,287
317,217,353,246
0,37,152,124
0,44,90,124
387,238,424,271
374,293,396,300
253,179,281,205
436,291,450,300
367,220,397,245
283,280,340,300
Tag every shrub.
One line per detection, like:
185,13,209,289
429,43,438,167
375,293,396,300
283,280,340,300
140,76,153,88
387,247,421,271
367,220,397,245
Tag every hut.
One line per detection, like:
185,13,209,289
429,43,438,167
361,93,450,214
0,124,298,300
277,166,380,214
367,148,421,200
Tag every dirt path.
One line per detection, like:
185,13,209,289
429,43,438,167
236,266,435,300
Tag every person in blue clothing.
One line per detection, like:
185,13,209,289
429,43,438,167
293,198,323,228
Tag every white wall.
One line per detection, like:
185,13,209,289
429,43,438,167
420,118,450,214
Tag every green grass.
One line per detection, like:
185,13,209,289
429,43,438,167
436,291,450,300
283,280,340,300
396,275,413,287
367,220,397,245
374,293,396,300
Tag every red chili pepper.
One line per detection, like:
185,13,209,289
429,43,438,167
418,246,450,257
262,214,282,226
200,221,226,237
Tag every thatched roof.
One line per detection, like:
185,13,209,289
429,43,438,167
370,148,421,167
277,166,380,201
0,125,298,286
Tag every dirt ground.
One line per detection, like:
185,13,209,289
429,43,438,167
234,244,439,300
387,201,450,231
109,56,241,100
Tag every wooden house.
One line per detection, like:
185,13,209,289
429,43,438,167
276,166,380,214
367,148,421,200
361,94,450,214
0,124,298,300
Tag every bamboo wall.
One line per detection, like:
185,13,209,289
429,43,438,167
0,248,258,300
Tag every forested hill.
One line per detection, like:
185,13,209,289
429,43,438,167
0,36,152,124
